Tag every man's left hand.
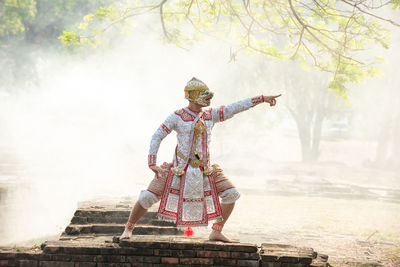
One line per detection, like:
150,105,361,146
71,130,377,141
264,94,282,106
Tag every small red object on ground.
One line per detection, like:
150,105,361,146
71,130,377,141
184,227,194,237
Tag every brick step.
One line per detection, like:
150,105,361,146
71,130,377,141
70,215,175,226
73,209,158,218
260,243,329,267
63,224,183,236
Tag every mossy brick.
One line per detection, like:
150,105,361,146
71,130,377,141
196,250,231,258
18,260,38,267
39,261,74,267
179,257,214,265
161,257,179,264
237,259,260,267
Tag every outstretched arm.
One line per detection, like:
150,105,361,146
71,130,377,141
212,94,281,123
148,113,176,178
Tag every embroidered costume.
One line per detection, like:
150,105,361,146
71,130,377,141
142,78,267,228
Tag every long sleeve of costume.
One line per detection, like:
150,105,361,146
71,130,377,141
148,113,176,167
212,95,265,123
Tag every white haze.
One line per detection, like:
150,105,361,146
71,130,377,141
0,16,399,246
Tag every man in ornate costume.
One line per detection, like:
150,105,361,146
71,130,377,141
120,77,281,242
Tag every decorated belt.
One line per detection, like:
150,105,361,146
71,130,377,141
189,158,202,168
174,149,213,176
176,150,203,168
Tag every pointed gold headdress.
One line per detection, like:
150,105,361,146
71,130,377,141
184,77,209,102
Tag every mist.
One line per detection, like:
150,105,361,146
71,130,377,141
0,7,399,265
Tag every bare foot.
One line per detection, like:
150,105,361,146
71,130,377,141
119,227,132,240
208,230,239,243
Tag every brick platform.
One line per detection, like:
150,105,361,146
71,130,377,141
0,235,329,266
60,198,183,239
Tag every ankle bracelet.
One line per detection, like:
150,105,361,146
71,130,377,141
211,222,224,232
126,220,135,230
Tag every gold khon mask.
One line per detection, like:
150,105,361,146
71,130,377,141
184,77,214,107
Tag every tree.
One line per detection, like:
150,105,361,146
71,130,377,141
0,0,113,91
59,0,399,98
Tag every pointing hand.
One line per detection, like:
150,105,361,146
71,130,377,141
264,94,282,106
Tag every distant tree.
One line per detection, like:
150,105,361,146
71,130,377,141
0,0,113,91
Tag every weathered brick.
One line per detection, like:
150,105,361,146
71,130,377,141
179,257,213,265
0,259,15,266
262,263,281,267
49,254,72,261
96,263,132,267
231,251,259,260
18,259,38,267
169,242,203,250
95,255,125,263
161,257,179,264
43,246,63,254
214,258,237,265
142,256,160,263
202,242,258,253
120,240,169,249
73,263,96,267
130,264,151,267
282,263,306,267
237,259,259,267
39,261,75,267
0,252,16,260
70,255,96,262
63,247,100,255
126,256,143,263
119,248,153,256
100,248,120,255
153,249,171,257
170,250,196,258
196,250,231,258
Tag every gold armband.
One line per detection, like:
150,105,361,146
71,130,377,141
203,165,214,176
171,166,185,176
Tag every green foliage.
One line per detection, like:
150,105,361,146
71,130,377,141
391,0,400,9
0,0,36,39
59,31,81,46
0,0,115,91
32,244,41,249
58,0,398,98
